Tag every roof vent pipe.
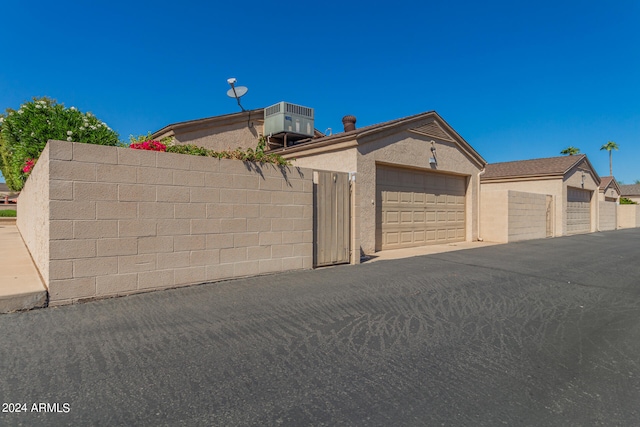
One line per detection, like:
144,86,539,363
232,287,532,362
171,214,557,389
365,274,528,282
342,115,357,132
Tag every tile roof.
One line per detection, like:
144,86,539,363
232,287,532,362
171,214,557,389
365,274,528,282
599,176,614,189
620,184,640,196
482,155,587,180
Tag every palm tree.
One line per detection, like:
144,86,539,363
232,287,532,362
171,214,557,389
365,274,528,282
600,141,619,175
560,146,580,155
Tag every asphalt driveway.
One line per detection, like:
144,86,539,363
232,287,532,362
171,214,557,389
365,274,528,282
2,229,640,426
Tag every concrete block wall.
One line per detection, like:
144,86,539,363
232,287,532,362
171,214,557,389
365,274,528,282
598,201,617,231
507,191,548,242
480,190,548,243
18,140,313,305
618,204,640,229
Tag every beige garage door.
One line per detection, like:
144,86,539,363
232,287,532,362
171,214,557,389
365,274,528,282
567,187,591,234
376,165,466,251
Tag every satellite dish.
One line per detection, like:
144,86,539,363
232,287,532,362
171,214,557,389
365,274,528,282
226,78,248,112
226,86,248,98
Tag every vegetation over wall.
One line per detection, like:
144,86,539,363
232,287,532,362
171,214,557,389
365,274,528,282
0,97,120,191
620,197,637,205
130,135,291,166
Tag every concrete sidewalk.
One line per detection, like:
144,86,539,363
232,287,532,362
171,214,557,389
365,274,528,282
0,220,47,313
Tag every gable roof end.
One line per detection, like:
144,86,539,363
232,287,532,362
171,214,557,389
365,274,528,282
271,110,487,168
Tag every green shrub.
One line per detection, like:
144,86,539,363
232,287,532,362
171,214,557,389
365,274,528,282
620,197,637,205
0,209,16,217
0,97,120,191
162,138,291,166
166,144,211,156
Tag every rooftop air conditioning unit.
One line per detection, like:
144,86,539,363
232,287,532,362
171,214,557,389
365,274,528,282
264,102,314,138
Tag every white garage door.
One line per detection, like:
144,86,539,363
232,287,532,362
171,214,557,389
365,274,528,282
567,187,591,234
376,165,466,251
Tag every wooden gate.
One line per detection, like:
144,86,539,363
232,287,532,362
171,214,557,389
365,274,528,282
314,171,350,267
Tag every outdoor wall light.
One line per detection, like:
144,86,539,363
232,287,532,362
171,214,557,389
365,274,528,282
429,141,437,166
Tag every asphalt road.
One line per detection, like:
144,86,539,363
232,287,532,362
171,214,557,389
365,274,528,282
2,229,640,426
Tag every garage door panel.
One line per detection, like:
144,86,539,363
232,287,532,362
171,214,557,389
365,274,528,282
386,232,399,245
377,165,466,250
400,192,412,203
386,191,399,203
386,211,399,224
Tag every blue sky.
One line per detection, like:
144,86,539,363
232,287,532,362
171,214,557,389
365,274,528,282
1,0,638,182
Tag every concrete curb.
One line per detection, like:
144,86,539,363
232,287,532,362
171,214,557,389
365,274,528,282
0,289,47,314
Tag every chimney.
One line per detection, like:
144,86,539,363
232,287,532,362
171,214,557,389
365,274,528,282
342,115,356,132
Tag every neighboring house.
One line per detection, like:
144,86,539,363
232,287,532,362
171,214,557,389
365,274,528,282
620,184,640,204
152,108,266,152
598,176,621,231
599,176,621,202
0,183,18,205
151,108,325,152
480,155,601,241
154,106,487,257
273,111,487,255
618,184,640,228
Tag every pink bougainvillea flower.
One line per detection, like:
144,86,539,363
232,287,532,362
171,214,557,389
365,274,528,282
130,140,167,152
22,158,36,174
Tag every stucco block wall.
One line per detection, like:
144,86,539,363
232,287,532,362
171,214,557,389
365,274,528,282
480,190,548,243
17,140,313,305
598,201,617,231
480,190,508,243
16,142,51,284
618,205,640,229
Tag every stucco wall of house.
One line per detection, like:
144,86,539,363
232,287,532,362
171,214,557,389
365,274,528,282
625,196,640,204
173,117,263,152
291,147,357,173
16,142,51,285
599,201,617,231
17,140,313,306
562,167,599,234
480,178,563,236
357,131,483,254
618,204,640,228
599,187,620,202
